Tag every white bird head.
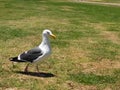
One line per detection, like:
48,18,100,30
43,29,56,39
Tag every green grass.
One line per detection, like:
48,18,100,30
69,72,117,85
0,26,32,40
0,0,120,90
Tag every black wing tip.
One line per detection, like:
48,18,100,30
9,57,18,61
9,57,27,62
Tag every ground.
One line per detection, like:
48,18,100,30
0,0,120,90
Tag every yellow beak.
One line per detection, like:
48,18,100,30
50,34,56,39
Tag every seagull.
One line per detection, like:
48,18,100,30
9,29,56,72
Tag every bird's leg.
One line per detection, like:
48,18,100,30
24,63,30,73
36,64,40,73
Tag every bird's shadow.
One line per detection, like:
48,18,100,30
15,71,55,78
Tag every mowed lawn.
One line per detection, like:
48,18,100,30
0,0,120,90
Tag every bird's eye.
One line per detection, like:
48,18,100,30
47,32,50,35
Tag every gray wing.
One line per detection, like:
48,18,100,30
19,47,43,63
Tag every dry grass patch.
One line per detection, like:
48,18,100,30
64,81,97,90
4,87,25,90
0,16,70,30
81,21,108,31
81,59,120,74
101,31,120,44
60,6,74,11
52,46,89,62
81,21,120,44
91,23,107,31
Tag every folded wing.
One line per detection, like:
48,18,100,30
19,47,43,63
